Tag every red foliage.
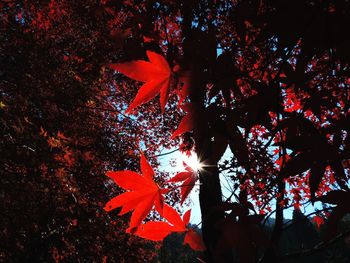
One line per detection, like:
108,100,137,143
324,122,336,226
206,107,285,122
2,0,350,262
110,51,172,113
105,155,205,250
104,154,164,231
167,162,198,204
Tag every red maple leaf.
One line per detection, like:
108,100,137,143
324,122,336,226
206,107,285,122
110,51,171,113
171,104,195,139
167,161,198,204
133,204,187,241
183,229,206,251
104,154,164,231
313,215,324,229
134,204,206,251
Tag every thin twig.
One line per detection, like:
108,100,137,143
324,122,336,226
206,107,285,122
151,148,180,158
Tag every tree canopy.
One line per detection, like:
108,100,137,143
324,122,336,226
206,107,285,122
1,0,350,262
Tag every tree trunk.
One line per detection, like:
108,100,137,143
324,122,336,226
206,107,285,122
180,2,225,261
190,66,224,262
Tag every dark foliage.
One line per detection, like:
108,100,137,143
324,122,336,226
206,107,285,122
1,0,350,262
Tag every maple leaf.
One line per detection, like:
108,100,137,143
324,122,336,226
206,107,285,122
171,104,195,139
313,215,324,229
183,229,206,251
134,204,206,251
133,204,186,241
104,154,164,230
110,51,171,113
167,162,198,204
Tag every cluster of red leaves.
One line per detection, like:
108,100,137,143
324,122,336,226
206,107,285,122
1,1,172,260
106,51,205,250
104,154,205,251
107,54,206,251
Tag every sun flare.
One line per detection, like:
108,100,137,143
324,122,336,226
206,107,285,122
177,151,203,171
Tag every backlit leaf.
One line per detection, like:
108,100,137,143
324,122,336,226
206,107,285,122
110,51,171,113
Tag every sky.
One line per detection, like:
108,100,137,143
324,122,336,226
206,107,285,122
158,146,321,225
157,149,202,224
